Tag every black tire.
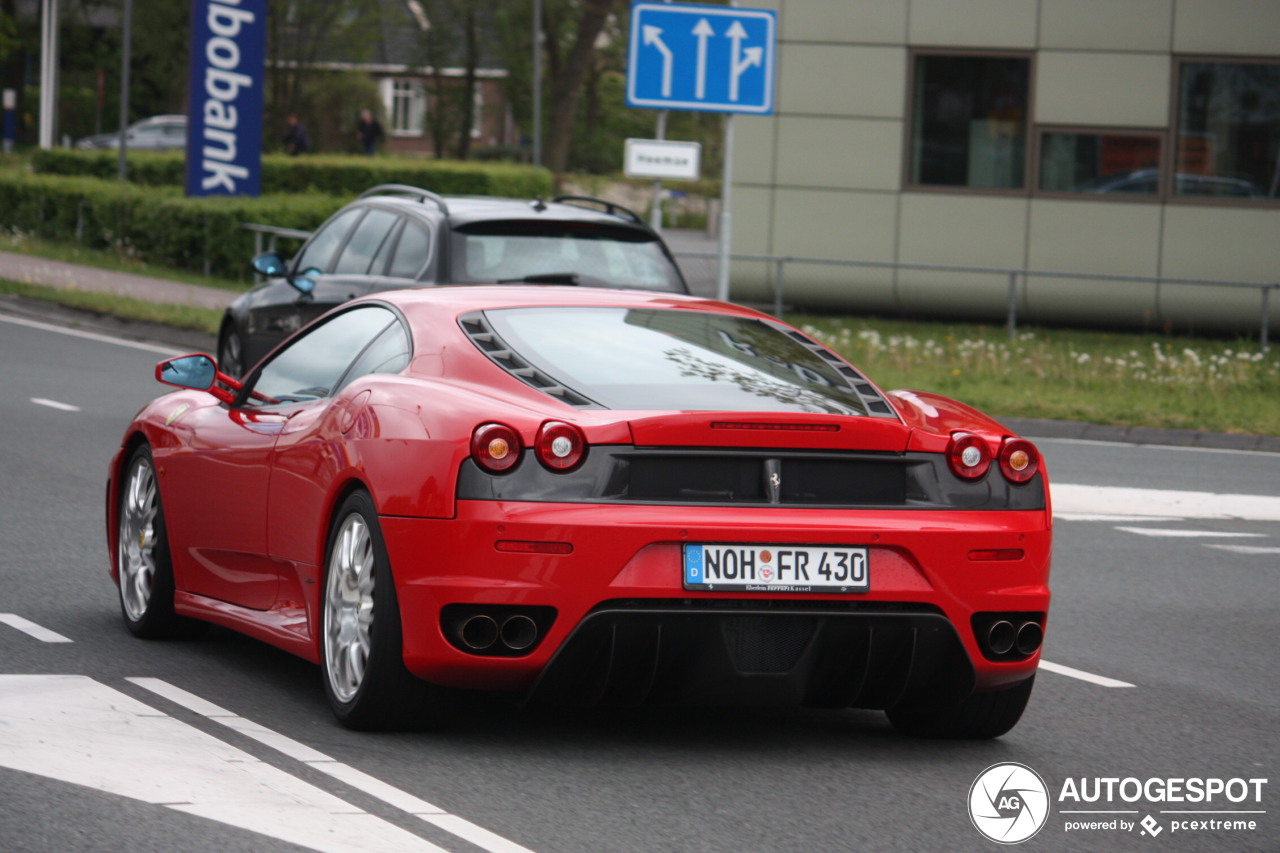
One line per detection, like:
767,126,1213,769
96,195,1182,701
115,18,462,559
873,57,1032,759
886,675,1035,739
217,321,245,380
116,445,206,639
320,490,454,730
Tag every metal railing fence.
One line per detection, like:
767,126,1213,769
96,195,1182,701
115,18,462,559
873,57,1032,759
673,251,1277,353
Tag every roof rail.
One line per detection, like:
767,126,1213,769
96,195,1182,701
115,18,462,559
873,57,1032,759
551,195,646,227
359,184,450,216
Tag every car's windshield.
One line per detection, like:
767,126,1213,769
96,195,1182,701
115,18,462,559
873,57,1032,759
477,307,869,415
450,221,685,292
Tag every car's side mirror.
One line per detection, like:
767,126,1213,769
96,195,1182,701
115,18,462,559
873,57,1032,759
157,354,215,390
252,252,287,277
292,271,318,295
155,354,240,404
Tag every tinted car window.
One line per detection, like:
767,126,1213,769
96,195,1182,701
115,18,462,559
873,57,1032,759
333,209,401,275
389,220,431,278
245,305,397,406
294,207,364,274
479,307,868,415
450,222,682,291
336,317,411,392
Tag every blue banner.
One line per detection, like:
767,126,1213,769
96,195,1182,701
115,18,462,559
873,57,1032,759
185,0,266,197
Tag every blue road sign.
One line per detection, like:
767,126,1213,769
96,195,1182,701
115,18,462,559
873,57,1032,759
627,2,776,115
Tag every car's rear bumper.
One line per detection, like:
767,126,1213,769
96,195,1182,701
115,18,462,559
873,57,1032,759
381,500,1051,705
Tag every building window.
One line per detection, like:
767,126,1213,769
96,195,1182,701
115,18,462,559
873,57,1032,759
384,78,426,136
1176,60,1280,200
909,53,1031,190
1038,131,1162,195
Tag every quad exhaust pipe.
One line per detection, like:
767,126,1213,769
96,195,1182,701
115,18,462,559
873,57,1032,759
976,614,1044,660
447,606,556,656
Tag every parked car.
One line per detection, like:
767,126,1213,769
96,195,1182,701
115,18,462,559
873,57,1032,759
109,285,1052,737
218,186,689,377
75,115,187,151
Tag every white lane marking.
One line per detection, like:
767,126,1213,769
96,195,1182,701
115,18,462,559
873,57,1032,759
1055,513,1181,523
0,313,182,356
1035,437,1279,459
1038,660,1136,688
0,675,451,853
1114,527,1267,539
1205,544,1280,555
1052,483,1280,522
30,397,81,412
129,678,536,853
0,613,73,643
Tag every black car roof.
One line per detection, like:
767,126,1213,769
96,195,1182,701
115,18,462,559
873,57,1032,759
359,189,654,232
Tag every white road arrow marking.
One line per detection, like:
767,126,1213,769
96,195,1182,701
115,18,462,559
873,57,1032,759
692,18,714,100
0,675,451,853
643,25,673,97
1052,484,1280,522
726,20,762,102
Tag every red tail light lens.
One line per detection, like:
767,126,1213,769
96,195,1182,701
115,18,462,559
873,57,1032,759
535,421,586,472
999,438,1040,484
471,423,522,473
947,432,991,480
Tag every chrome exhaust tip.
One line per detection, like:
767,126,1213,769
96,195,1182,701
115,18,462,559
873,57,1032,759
1016,621,1044,656
460,614,499,650
500,614,539,651
987,620,1016,656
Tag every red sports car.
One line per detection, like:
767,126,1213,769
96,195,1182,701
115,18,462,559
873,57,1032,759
106,286,1051,736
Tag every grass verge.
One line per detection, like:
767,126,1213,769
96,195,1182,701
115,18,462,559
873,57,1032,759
794,314,1280,436
0,232,250,292
0,279,222,335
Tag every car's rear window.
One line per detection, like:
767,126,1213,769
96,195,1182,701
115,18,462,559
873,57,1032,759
450,222,685,292
474,307,870,415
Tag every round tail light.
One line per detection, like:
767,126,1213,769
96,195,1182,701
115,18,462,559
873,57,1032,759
999,438,1040,483
471,423,522,473
947,432,992,480
535,421,586,472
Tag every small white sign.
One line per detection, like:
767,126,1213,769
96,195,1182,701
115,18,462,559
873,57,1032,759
624,138,702,181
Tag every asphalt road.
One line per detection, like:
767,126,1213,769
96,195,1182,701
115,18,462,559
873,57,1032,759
1,310,1276,853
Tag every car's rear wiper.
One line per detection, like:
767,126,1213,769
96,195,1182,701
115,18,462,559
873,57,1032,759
497,272,581,285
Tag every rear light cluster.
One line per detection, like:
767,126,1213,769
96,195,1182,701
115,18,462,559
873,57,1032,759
946,433,1041,484
471,421,587,474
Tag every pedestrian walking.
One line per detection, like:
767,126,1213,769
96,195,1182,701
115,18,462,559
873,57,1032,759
356,109,384,156
284,114,310,156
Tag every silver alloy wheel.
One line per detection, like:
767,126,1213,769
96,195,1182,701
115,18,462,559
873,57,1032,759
118,455,159,622
324,513,376,704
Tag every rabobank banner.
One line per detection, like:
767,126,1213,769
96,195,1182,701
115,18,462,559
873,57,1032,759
185,0,266,197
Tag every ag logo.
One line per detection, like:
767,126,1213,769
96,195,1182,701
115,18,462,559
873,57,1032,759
968,763,1050,844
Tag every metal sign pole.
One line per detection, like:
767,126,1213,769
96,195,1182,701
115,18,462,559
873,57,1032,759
716,112,733,302
117,0,132,181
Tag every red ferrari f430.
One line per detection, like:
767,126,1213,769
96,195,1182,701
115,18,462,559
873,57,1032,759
107,286,1051,736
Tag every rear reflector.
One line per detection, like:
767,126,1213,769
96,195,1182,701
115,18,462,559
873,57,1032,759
495,540,574,555
968,549,1025,562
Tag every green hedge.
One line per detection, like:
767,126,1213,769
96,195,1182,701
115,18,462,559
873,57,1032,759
31,149,554,198
0,171,344,280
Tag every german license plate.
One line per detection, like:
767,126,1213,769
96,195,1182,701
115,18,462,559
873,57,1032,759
683,544,869,593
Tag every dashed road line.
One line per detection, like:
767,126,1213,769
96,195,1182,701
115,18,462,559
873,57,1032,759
1039,660,1136,689
30,397,81,412
1204,544,1280,556
129,677,536,853
0,613,73,643
1113,527,1267,539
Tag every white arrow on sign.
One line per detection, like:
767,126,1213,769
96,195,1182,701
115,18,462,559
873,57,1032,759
726,20,763,102
643,25,673,97
692,18,714,100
